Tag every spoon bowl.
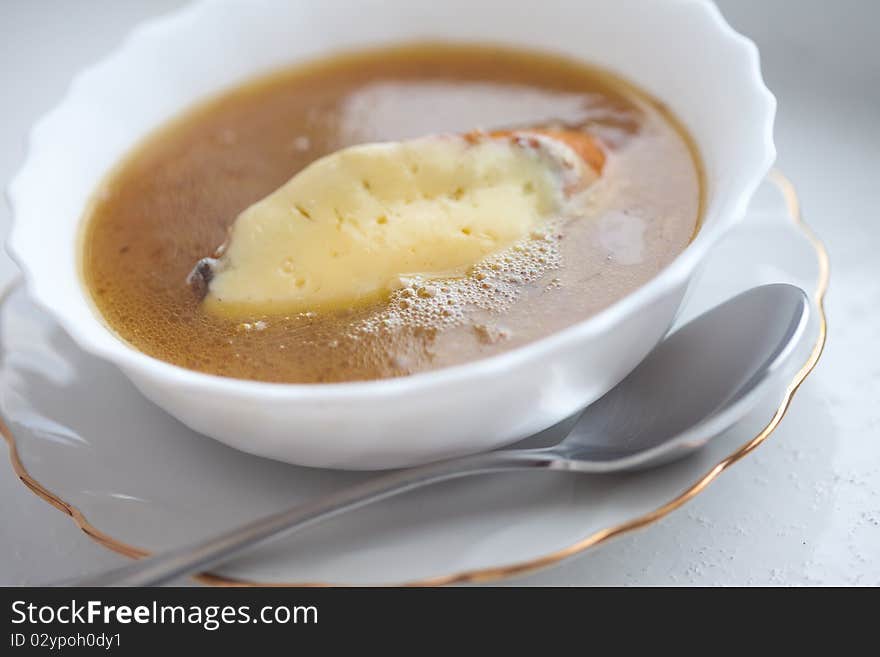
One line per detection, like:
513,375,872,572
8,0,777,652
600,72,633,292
558,282,808,471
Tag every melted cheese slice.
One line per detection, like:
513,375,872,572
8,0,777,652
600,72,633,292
203,132,601,316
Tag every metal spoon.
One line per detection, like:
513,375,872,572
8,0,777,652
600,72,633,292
68,283,808,586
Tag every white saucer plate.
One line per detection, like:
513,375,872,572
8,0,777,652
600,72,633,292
1,173,827,585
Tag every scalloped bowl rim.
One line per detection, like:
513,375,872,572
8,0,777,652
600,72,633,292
5,0,776,401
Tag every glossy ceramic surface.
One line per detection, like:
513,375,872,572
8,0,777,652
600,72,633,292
5,0,775,467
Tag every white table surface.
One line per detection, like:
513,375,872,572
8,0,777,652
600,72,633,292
1,0,877,586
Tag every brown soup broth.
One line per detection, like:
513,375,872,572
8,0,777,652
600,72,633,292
81,43,702,383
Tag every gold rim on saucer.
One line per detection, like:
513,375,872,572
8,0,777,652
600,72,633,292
1,170,828,586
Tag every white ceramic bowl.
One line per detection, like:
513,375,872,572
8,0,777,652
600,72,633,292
6,0,775,469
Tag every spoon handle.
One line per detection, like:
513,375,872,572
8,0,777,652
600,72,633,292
66,449,559,586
